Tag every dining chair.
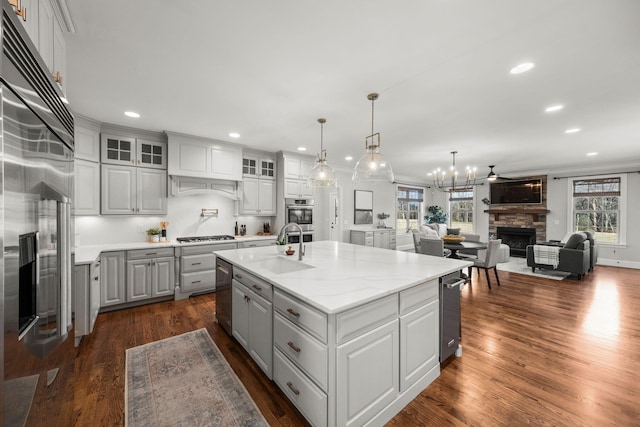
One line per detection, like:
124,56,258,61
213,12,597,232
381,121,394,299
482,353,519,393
419,237,451,257
469,239,502,289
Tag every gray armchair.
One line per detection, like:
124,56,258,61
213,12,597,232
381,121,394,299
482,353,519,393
526,233,590,279
583,230,598,271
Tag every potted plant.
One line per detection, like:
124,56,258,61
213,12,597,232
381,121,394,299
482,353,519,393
146,227,161,243
425,206,448,224
274,239,287,254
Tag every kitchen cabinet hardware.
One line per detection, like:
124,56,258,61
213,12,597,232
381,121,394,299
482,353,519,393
52,71,62,84
287,308,300,318
191,262,201,266
146,252,157,256
235,274,243,279
191,280,201,284
286,381,300,396
9,0,26,20
252,284,262,291
287,341,301,353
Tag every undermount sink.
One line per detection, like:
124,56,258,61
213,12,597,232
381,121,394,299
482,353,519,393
254,257,315,274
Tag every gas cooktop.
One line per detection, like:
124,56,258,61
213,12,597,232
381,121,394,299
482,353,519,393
176,235,236,243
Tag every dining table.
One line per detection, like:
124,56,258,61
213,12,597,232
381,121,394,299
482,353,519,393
443,240,487,259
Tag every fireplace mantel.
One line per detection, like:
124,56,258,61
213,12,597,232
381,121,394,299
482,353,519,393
484,208,550,221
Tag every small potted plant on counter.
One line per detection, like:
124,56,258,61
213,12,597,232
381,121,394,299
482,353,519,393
146,227,161,243
275,239,287,254
377,212,390,228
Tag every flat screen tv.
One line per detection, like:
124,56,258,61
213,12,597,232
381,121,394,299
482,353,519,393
490,179,542,205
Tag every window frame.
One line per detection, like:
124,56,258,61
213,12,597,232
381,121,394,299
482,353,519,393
567,174,627,246
448,189,475,233
395,184,425,233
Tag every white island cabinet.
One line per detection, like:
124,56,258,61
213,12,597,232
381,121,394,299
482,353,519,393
214,241,471,427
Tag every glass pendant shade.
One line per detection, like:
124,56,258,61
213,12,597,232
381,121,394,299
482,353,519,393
352,149,394,182
352,92,394,183
308,160,337,188
308,118,337,188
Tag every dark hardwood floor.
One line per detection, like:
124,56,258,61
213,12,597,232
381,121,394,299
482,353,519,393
72,265,640,426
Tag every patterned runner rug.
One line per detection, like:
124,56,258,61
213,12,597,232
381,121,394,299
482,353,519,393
125,328,267,427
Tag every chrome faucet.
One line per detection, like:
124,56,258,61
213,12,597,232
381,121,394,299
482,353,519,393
277,222,305,261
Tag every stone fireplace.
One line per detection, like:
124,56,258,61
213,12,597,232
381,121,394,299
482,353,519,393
484,175,549,257
496,227,536,257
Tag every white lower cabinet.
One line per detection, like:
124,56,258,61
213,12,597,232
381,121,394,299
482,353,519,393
74,257,101,345
126,248,175,302
100,251,126,307
269,279,440,427
274,348,328,427
337,320,399,427
232,273,273,379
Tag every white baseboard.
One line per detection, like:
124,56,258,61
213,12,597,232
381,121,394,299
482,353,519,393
597,258,640,269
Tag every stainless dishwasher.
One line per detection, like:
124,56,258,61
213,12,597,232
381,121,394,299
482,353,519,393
440,272,465,362
215,257,233,335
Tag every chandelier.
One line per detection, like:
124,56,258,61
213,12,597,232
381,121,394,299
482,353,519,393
432,151,477,193
308,118,337,188
352,93,394,183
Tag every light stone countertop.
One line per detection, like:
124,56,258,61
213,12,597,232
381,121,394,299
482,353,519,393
74,235,276,265
214,240,472,314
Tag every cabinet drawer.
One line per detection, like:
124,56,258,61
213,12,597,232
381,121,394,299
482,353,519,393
181,253,216,273
274,290,327,343
274,313,328,392
274,348,328,427
336,294,398,344
180,270,215,293
233,267,272,302
127,247,174,260
399,279,438,316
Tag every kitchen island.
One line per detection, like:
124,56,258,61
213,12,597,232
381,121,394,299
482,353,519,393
214,240,472,427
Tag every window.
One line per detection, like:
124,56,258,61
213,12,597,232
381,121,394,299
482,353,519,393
572,176,623,244
449,190,474,233
396,185,424,233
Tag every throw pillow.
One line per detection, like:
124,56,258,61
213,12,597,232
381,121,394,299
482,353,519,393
447,228,461,235
564,232,587,249
420,225,438,236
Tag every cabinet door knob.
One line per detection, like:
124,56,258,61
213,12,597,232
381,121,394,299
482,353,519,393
286,308,300,318
287,341,301,353
286,381,300,396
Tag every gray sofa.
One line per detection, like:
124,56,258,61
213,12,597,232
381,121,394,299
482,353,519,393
526,232,591,279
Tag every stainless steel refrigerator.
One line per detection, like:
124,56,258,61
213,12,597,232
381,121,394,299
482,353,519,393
1,1,75,425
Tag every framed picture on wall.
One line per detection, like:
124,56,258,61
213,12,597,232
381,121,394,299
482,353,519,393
354,190,373,224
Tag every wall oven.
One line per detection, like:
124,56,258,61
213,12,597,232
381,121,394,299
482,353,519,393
285,198,314,232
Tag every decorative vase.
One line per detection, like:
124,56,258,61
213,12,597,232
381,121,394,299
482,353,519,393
276,245,287,255
152,235,160,243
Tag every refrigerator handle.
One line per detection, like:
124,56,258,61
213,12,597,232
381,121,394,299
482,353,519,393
57,199,72,335
41,182,73,337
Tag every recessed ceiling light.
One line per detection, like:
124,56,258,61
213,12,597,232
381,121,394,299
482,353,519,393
297,147,306,151
510,62,535,74
565,128,581,134
545,104,564,113
229,132,240,138
587,152,598,156
124,111,140,118
345,156,353,161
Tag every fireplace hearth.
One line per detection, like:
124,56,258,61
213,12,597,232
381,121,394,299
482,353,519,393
496,227,536,257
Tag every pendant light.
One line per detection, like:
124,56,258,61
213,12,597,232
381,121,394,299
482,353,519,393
432,151,477,193
352,93,395,183
308,118,337,188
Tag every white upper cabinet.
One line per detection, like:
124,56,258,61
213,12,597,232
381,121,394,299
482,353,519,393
241,150,277,215
101,134,167,169
74,159,100,215
11,0,68,93
279,152,315,198
101,165,166,215
75,125,100,162
167,132,242,181
243,152,276,180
